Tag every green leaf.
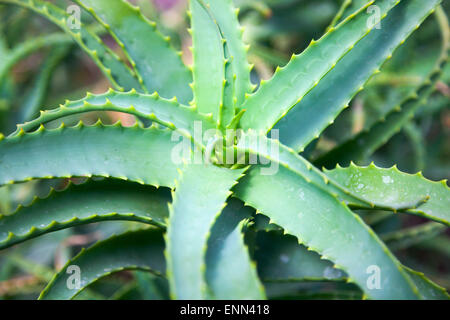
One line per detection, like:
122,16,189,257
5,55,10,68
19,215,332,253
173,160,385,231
381,222,447,251
326,0,352,30
253,230,346,282
39,228,166,300
0,0,143,91
234,131,423,212
0,180,170,250
165,163,245,299
273,0,441,152
6,253,104,299
325,163,450,226
13,90,216,143
220,38,237,128
76,0,192,102
0,32,71,84
315,70,447,168
402,266,450,300
252,230,449,299
239,0,399,132
233,165,422,299
315,6,449,168
19,45,71,122
202,0,253,108
0,186,10,214
0,123,180,187
132,271,170,300
338,0,372,24
205,198,265,299
189,0,225,122
403,122,426,172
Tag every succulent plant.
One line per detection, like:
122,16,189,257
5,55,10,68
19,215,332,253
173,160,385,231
0,0,448,300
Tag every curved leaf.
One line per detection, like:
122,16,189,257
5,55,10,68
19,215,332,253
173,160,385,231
165,163,245,299
205,198,265,299
234,131,425,212
402,266,450,300
202,0,253,107
253,230,449,299
338,0,372,24
0,123,180,187
39,228,166,300
325,163,450,225
189,0,225,122
0,180,170,250
239,0,399,132
326,0,352,30
0,0,143,91
315,6,449,168
274,0,441,152
13,90,216,143
76,0,192,102
253,230,347,282
220,36,237,128
233,164,422,299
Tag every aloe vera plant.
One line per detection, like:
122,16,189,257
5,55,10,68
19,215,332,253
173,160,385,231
0,0,449,300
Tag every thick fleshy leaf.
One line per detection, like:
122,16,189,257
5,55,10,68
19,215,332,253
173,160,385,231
234,131,425,212
0,180,170,250
326,0,353,30
252,230,449,299
315,6,449,168
220,38,237,128
202,0,253,107
39,229,166,300
205,198,265,299
273,0,441,152
254,230,346,282
0,0,143,91
233,165,422,299
76,0,192,102
165,163,245,299
338,0,372,24
132,271,170,300
0,123,180,187
189,0,225,121
13,90,216,142
402,266,450,300
325,164,450,226
239,0,399,132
